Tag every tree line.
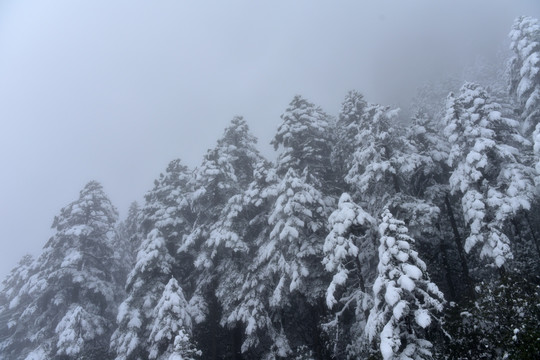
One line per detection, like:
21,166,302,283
1,16,539,360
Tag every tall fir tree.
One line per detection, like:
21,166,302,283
111,160,195,360
509,16,540,137
444,83,534,269
322,193,377,358
185,116,263,359
1,181,119,359
366,209,444,360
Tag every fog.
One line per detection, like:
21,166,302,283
0,0,538,279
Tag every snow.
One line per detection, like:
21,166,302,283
414,309,431,328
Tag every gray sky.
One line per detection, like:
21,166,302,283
0,0,538,279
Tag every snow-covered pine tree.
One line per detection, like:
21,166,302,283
112,201,142,292
0,254,35,357
509,16,540,137
208,160,282,358
259,168,331,358
185,116,263,359
405,110,475,301
344,101,416,216
271,95,334,187
111,160,193,360
188,116,262,279
3,181,119,359
148,277,200,360
322,193,377,358
366,209,444,360
331,90,368,184
217,163,332,358
444,83,534,269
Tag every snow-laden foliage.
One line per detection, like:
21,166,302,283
509,16,540,135
323,193,375,309
444,83,534,267
111,160,193,360
0,181,119,359
3,18,540,359
322,193,377,357
55,305,108,357
272,95,334,184
366,209,444,360
265,168,330,304
112,201,142,291
183,116,264,358
331,90,368,181
344,101,428,219
148,277,199,360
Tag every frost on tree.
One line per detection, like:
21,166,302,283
366,209,444,360
111,160,193,360
0,181,119,359
444,83,534,268
148,277,199,360
322,193,377,357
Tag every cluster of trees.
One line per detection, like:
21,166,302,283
1,16,540,360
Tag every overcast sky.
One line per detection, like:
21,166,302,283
0,0,538,279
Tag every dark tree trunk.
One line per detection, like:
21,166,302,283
439,240,457,301
444,193,474,299
232,324,243,360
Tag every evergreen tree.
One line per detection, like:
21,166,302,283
444,83,534,268
148,277,199,360
111,160,193,360
271,95,334,187
509,16,540,136
211,161,282,358
1,181,119,359
112,201,142,291
184,116,263,359
366,209,444,360
322,193,377,357
344,101,413,215
331,90,368,183
0,255,35,357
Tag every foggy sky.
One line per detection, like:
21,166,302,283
0,0,539,279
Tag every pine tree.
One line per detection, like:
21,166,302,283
211,161,282,358
444,83,534,268
251,168,331,358
331,90,368,183
366,209,444,360
185,116,263,359
322,193,377,357
509,16,540,136
344,102,409,214
0,254,34,357
148,277,199,360
111,160,193,360
2,181,119,359
271,95,334,186
112,201,142,291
